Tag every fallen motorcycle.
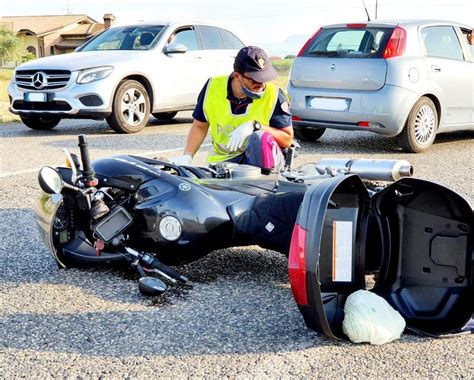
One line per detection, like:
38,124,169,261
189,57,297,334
36,135,473,339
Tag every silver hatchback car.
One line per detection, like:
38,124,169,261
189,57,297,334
288,20,474,152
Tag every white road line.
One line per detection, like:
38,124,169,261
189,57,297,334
0,143,211,178
0,168,42,178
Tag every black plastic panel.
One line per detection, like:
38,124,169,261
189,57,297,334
372,178,473,336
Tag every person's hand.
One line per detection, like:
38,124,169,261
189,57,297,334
226,121,254,152
169,153,193,166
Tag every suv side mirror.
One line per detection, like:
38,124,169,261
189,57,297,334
164,43,187,54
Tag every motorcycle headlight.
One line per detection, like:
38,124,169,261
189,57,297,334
76,66,113,84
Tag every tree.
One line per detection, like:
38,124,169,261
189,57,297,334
0,27,23,65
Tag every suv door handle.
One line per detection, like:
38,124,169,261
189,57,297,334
431,65,441,72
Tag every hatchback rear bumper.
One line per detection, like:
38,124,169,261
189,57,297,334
288,83,419,137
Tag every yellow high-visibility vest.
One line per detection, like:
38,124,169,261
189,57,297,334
203,75,278,163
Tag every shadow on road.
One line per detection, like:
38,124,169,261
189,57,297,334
296,129,474,156
0,115,194,139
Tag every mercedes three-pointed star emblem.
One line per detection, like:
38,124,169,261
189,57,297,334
32,72,47,89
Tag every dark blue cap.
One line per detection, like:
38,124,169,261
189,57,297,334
234,46,278,83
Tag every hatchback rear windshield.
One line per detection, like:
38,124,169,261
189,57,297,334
301,26,395,58
79,25,165,51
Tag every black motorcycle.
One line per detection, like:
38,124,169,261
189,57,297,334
36,135,473,339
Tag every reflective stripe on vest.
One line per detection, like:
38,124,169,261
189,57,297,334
203,75,278,163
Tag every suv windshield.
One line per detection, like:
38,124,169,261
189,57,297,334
79,25,165,51
302,26,394,58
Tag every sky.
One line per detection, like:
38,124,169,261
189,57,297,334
1,0,473,55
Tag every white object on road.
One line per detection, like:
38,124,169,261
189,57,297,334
343,289,406,345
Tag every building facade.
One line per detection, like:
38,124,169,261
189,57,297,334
0,13,115,59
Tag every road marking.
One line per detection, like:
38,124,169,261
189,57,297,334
0,168,42,178
0,144,211,178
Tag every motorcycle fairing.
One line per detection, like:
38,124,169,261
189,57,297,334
289,175,474,339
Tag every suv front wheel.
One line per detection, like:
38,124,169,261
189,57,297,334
106,80,150,134
398,97,438,153
20,115,61,130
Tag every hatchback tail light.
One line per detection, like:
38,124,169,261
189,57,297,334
297,27,322,57
383,26,407,59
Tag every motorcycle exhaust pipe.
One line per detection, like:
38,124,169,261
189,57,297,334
315,158,414,181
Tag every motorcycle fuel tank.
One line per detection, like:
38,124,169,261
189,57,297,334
289,175,473,339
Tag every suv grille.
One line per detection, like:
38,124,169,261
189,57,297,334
15,70,71,90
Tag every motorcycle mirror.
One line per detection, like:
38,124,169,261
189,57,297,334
38,166,64,194
138,276,167,296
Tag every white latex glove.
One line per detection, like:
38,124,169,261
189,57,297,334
342,290,406,345
169,153,193,166
226,121,254,152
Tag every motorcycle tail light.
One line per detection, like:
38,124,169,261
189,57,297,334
288,223,308,306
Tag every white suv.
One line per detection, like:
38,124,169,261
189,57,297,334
8,20,245,133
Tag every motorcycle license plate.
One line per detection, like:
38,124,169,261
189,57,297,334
24,92,48,102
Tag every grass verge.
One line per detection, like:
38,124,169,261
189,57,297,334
271,58,292,92
0,68,19,123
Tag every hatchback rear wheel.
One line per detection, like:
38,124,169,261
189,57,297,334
294,127,326,142
398,97,438,153
106,80,150,134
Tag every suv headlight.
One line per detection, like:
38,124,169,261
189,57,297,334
76,66,113,84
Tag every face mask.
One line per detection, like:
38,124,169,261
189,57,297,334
240,79,265,99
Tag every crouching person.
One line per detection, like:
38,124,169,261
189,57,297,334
170,46,293,171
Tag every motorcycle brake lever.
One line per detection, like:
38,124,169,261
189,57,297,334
144,267,177,283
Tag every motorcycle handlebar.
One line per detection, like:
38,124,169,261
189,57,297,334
149,258,188,283
77,134,96,181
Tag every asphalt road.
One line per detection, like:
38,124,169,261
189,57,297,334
0,116,473,378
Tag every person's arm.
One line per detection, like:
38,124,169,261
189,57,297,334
185,79,211,155
260,124,293,148
184,119,209,156
261,88,294,148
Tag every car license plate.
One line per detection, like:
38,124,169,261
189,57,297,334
308,97,351,111
24,92,48,102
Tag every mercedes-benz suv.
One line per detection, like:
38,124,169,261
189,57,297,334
8,20,244,133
